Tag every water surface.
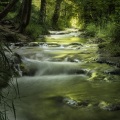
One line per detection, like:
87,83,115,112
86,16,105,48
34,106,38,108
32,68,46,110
3,29,120,120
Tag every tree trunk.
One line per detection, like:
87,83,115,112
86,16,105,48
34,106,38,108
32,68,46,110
18,0,32,33
39,0,46,24
52,0,63,29
0,0,18,21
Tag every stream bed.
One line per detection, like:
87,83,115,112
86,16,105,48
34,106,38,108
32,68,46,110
2,29,120,120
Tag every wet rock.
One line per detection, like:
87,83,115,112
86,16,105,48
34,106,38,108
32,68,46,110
39,42,45,45
12,53,22,64
68,69,86,75
96,57,120,67
87,38,105,44
99,101,120,111
73,59,80,63
104,68,120,75
68,42,83,46
78,100,90,107
63,98,79,107
47,42,60,47
29,42,39,46
14,42,24,47
63,97,90,108
48,96,90,108
64,57,80,63
96,57,107,63
9,53,24,77
106,104,120,111
75,46,81,49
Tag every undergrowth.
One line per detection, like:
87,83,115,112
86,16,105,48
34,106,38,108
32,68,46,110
26,21,49,39
0,41,19,120
85,21,120,56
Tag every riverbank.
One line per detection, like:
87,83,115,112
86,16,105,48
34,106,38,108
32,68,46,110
0,22,32,42
2,29,120,120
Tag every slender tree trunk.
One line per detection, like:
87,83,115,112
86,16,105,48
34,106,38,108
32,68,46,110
14,2,23,25
0,0,18,21
52,0,63,29
39,0,46,24
18,0,32,33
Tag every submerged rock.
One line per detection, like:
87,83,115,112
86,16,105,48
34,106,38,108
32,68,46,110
63,97,90,108
63,98,79,107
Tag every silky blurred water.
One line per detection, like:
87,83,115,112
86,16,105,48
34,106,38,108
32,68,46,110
2,30,120,120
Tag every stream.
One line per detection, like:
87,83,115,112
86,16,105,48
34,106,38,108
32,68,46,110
2,29,120,120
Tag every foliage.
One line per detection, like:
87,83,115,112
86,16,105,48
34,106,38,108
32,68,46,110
0,41,13,88
26,21,48,38
85,23,97,37
108,43,120,56
96,22,116,40
0,41,15,120
0,0,120,47
25,4,49,37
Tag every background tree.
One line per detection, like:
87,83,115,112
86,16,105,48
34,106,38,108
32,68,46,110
39,0,46,25
51,0,63,29
17,0,32,33
0,0,18,21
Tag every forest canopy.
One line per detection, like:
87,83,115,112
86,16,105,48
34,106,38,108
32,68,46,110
0,0,120,45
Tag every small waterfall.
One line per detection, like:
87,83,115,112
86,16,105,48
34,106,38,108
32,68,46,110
42,43,48,48
22,58,86,76
60,45,64,49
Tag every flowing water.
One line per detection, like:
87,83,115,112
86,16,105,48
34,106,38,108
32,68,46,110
2,29,120,120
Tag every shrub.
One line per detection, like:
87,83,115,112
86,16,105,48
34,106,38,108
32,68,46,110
26,21,49,39
111,24,120,43
85,23,97,37
96,22,116,41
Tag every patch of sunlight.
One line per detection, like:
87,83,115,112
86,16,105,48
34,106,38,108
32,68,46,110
65,0,73,5
99,101,109,108
32,0,39,8
66,94,81,102
46,37,86,44
88,72,98,81
70,17,79,28
53,54,66,59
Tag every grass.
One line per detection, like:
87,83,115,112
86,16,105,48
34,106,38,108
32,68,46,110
0,41,20,120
